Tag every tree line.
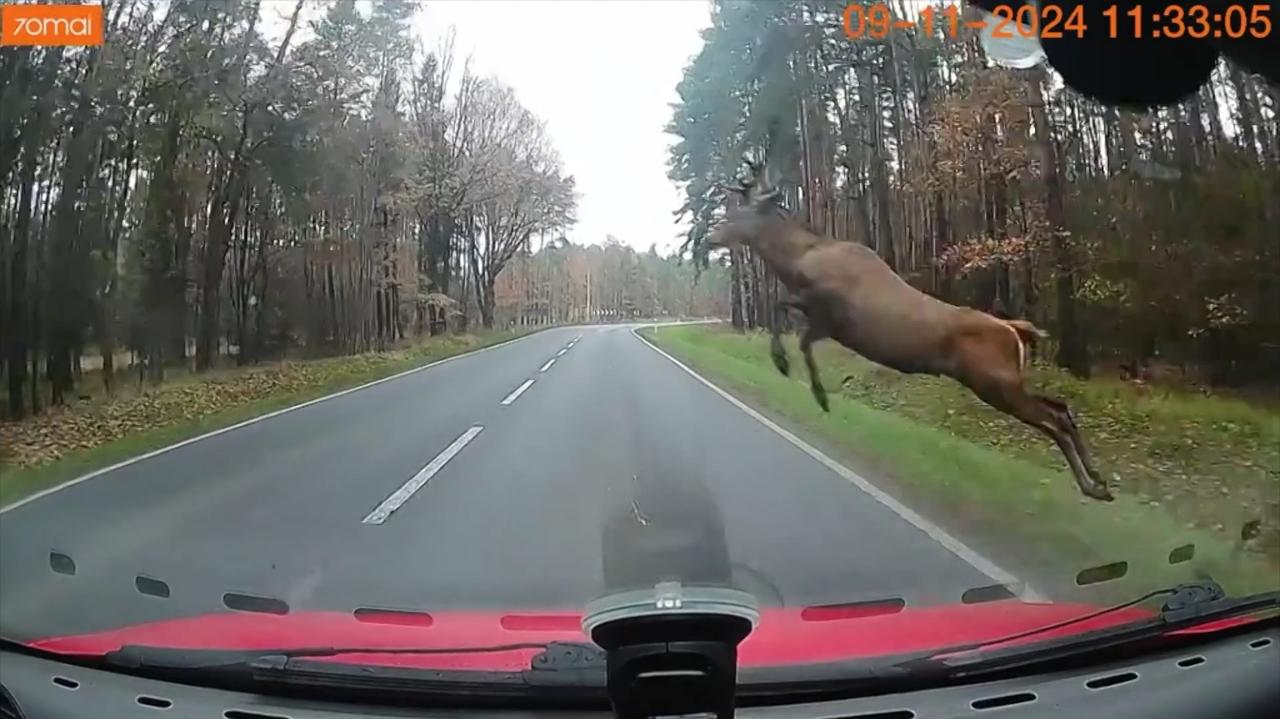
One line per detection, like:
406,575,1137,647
668,0,1278,387
0,0,725,421
494,236,729,327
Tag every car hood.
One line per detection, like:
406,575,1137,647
25,599,1153,671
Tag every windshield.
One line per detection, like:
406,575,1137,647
0,0,1276,696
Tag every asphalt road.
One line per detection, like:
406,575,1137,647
0,324,1013,641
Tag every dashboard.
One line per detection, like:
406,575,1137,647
2,625,1276,718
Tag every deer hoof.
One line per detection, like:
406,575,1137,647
814,389,830,413
1085,483,1115,502
772,353,790,376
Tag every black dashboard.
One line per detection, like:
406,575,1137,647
2,625,1276,718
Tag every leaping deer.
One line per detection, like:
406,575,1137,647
709,164,1113,502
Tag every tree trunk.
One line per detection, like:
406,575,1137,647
1228,65,1260,160
930,188,948,294
46,87,102,403
1029,69,1088,377
479,277,495,329
6,121,38,419
141,109,185,382
198,150,247,370
426,213,454,335
3,48,61,418
729,249,744,331
197,201,230,370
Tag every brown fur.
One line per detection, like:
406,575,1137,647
710,178,1113,501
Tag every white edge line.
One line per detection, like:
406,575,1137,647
0,329,553,515
500,378,536,406
362,426,484,525
629,327,1045,602
539,358,556,373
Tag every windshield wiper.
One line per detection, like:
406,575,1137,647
95,640,607,701
902,583,1279,678
104,640,555,669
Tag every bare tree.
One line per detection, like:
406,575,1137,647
462,80,577,328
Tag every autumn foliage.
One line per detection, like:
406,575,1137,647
668,0,1278,386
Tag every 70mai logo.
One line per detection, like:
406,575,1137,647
2,4,103,46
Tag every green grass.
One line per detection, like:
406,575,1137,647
641,324,1280,599
0,329,535,506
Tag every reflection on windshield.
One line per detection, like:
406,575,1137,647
0,0,1276,691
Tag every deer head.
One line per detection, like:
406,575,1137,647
707,161,782,249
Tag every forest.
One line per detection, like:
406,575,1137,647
4,0,1276,426
667,0,1278,390
1,0,729,421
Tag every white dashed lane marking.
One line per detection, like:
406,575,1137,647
362,426,484,525
500,379,536,406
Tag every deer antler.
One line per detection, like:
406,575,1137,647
717,167,757,201
739,157,783,207
717,157,777,205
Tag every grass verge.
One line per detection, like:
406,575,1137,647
640,324,1279,599
0,329,537,506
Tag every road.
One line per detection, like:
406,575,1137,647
0,324,1016,641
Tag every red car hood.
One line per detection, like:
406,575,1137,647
27,600,1156,672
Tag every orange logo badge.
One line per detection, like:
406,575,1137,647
2,4,103,46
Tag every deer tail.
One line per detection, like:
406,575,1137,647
1003,319,1049,370
1005,319,1049,346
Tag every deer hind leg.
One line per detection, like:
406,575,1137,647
976,376,1113,501
800,323,830,412
1036,394,1104,485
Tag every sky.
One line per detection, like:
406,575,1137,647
411,1,711,254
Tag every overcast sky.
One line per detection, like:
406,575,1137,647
415,0,712,253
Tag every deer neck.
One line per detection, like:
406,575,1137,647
746,220,816,286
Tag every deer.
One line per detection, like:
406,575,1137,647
708,164,1114,502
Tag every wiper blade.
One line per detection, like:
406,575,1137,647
99,641,606,699
945,584,1188,655
905,583,1279,677
104,641,554,670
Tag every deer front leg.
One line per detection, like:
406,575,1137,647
770,331,789,377
770,299,803,377
800,323,830,412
